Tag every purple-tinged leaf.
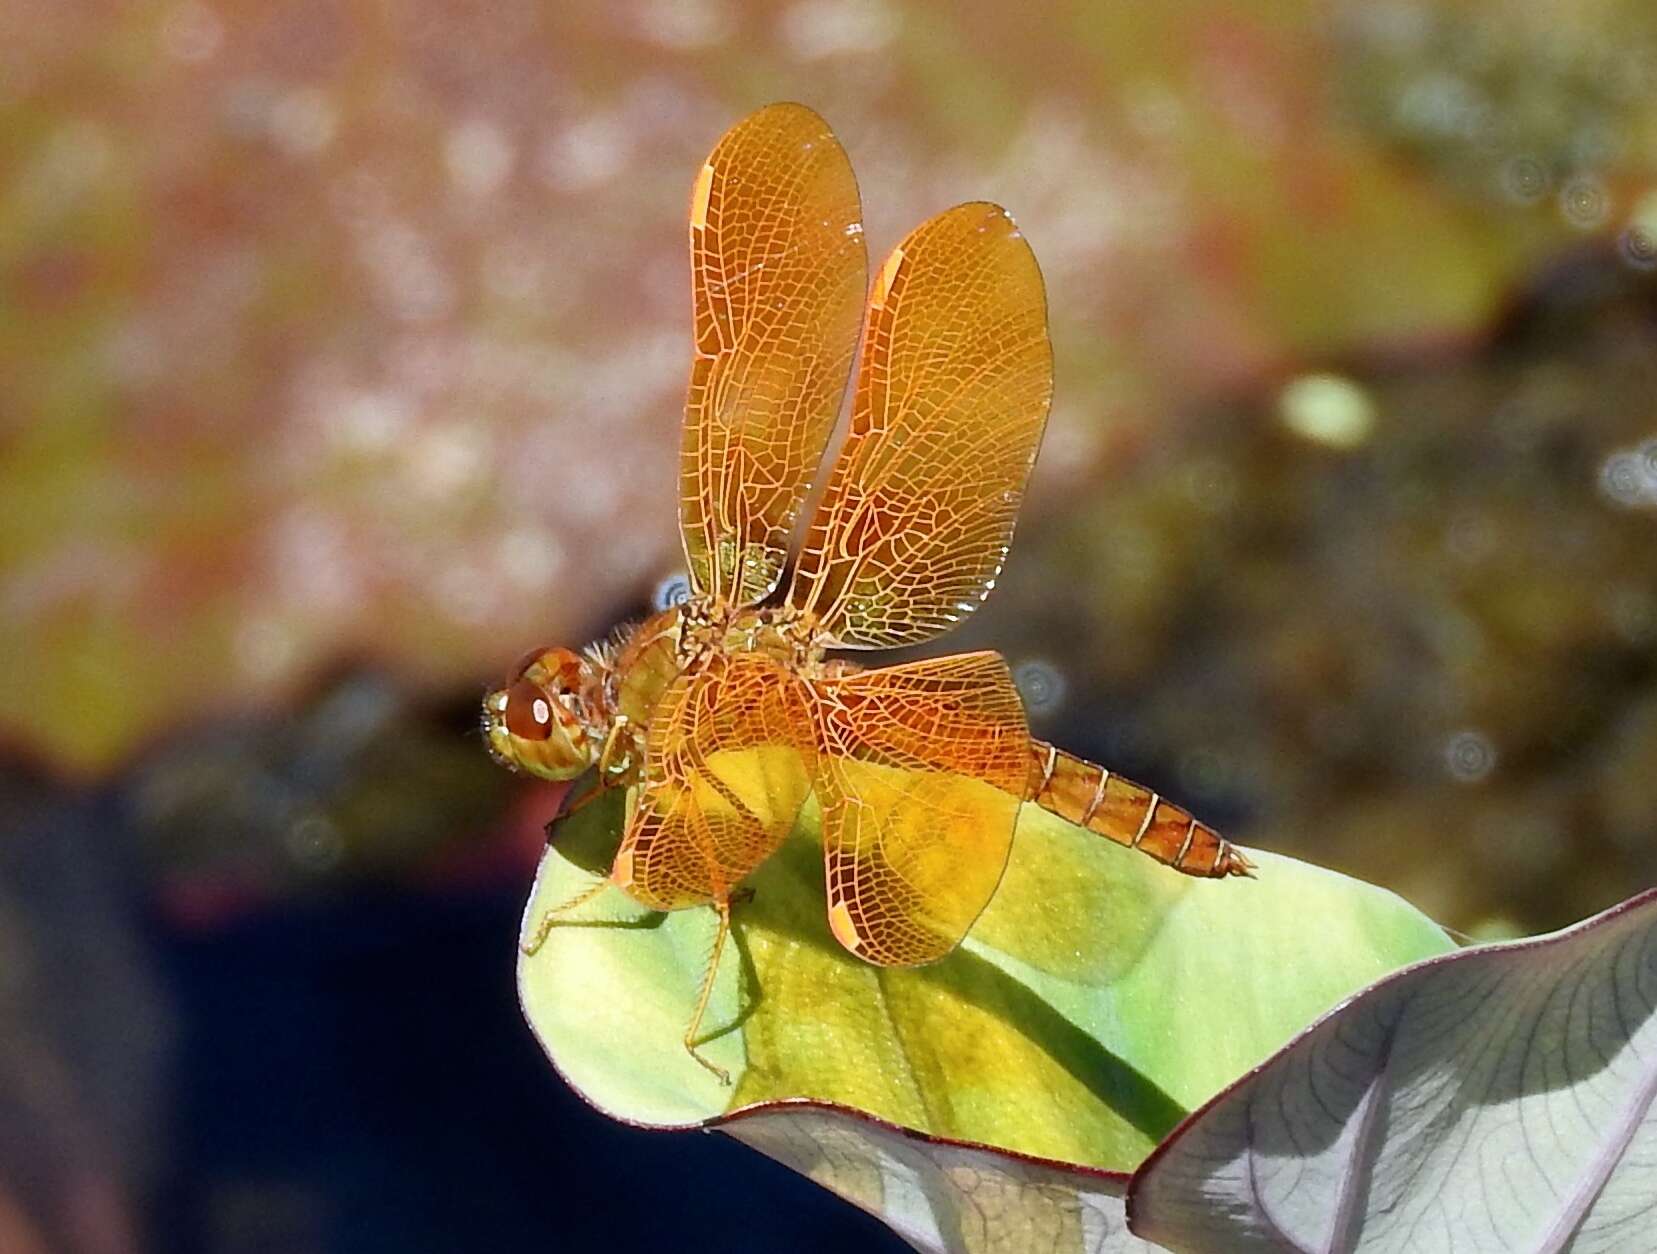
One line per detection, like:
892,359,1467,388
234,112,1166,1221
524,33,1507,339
1129,889,1657,1253
722,1101,1166,1254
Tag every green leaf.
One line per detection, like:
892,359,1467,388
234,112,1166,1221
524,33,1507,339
517,782,1453,1176
1128,887,1657,1253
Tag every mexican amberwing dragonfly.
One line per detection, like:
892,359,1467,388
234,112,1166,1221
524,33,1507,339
484,103,1252,1082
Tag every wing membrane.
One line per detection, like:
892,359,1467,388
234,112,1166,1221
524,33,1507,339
680,102,867,606
611,653,815,910
811,652,1030,965
789,202,1053,647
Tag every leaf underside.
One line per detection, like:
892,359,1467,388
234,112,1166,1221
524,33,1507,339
1129,887,1657,1254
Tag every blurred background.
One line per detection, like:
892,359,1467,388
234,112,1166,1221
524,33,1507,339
3,0,1656,1250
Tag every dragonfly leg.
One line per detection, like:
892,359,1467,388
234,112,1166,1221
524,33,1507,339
552,781,610,824
594,715,637,783
684,897,734,1086
520,878,612,956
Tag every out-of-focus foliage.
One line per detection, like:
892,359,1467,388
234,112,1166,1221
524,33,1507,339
1339,0,1657,206
0,680,536,1254
126,672,518,912
1000,254,1657,937
0,774,169,1254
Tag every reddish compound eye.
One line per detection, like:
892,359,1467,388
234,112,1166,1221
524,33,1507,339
507,648,545,686
507,646,585,690
504,680,555,740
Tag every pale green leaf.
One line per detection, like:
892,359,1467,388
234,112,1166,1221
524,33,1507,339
518,782,1452,1174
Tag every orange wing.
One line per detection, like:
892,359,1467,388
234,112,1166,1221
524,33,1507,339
611,653,815,911
680,102,868,606
788,202,1053,648
810,652,1031,966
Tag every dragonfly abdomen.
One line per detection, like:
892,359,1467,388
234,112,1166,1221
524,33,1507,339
1026,741,1254,879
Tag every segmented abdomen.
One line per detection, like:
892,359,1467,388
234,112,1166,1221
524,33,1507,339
1027,740,1254,878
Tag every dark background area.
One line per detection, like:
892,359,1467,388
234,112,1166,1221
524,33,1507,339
3,1,1655,1250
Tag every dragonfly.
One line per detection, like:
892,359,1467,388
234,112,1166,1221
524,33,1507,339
483,102,1252,1083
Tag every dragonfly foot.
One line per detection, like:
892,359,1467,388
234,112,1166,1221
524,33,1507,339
520,878,611,955
686,1042,731,1087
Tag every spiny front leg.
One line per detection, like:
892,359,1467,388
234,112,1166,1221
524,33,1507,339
549,776,613,826
521,774,629,953
520,878,613,956
595,715,639,783
1028,740,1255,878
684,897,735,1086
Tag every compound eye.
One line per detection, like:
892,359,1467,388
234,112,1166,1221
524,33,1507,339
507,647,546,686
504,680,555,740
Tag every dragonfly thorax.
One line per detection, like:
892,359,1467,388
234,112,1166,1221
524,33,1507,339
674,598,822,672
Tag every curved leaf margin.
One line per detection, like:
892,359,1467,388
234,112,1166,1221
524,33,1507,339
1127,887,1657,1253
720,1098,1162,1254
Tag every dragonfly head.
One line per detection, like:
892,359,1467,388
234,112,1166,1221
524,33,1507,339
482,647,599,781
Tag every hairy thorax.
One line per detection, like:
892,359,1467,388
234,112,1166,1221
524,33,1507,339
599,598,840,779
